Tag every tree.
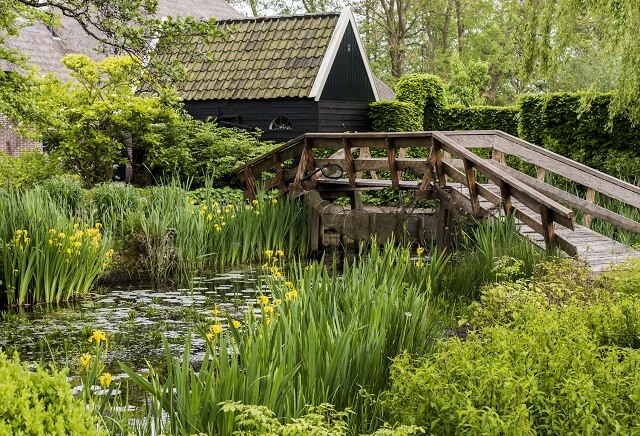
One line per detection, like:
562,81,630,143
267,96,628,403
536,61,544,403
521,0,640,121
39,55,183,186
1,1,222,92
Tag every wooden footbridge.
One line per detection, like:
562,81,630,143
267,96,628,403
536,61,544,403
235,130,640,271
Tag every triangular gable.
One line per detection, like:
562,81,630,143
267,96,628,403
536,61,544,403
309,7,379,102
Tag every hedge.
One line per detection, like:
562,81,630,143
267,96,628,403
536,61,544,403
369,75,640,178
518,92,640,171
395,74,446,130
369,101,422,132
442,105,518,135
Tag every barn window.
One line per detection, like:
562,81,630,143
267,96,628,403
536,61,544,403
269,116,293,130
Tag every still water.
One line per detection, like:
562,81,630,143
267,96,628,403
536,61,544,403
0,268,268,374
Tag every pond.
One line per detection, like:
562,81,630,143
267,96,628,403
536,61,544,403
0,267,269,377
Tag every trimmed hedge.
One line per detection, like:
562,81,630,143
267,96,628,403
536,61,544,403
395,74,446,130
518,92,640,171
370,74,640,178
369,101,422,132
442,105,518,135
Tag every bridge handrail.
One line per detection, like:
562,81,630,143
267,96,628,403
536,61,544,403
431,132,575,251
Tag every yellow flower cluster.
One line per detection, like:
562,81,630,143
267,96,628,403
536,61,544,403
88,330,108,345
99,372,112,388
47,223,105,260
189,200,235,231
415,245,425,268
206,323,224,341
79,353,92,367
13,229,30,248
284,281,298,301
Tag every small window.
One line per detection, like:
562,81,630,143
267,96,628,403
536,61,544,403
269,116,293,130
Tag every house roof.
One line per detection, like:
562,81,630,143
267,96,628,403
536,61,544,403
0,0,245,77
166,13,341,101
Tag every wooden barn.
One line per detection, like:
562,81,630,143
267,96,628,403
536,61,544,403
163,8,393,142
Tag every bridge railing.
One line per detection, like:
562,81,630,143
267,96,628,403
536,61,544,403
442,130,640,236
235,131,584,253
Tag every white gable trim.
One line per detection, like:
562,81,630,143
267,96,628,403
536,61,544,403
309,7,379,102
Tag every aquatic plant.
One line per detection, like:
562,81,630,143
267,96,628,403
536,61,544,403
122,244,452,434
0,188,112,306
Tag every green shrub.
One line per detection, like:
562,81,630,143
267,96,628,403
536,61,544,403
382,259,640,434
442,105,518,135
40,174,87,213
146,119,276,187
90,182,144,237
395,74,447,130
0,350,102,435
369,101,422,132
517,92,640,174
0,150,63,189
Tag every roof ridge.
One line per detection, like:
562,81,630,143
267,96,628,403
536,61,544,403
215,11,340,26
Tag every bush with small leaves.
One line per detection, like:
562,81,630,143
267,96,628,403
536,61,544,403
0,350,103,435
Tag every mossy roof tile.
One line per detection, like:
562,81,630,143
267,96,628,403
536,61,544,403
155,12,339,100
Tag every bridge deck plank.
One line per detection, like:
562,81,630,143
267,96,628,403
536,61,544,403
456,182,640,271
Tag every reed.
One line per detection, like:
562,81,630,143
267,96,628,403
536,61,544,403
0,187,112,306
436,213,548,302
122,243,452,434
131,185,309,284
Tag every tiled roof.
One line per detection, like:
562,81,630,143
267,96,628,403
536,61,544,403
165,13,340,100
0,0,245,77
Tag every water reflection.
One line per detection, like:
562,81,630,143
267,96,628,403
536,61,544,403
0,267,268,372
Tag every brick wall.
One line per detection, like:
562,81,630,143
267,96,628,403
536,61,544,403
0,114,42,156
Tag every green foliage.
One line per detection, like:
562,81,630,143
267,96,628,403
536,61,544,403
0,150,63,189
382,258,640,434
146,119,276,187
0,349,102,435
39,54,183,187
124,244,451,434
395,74,447,130
0,188,112,305
441,105,518,135
517,92,640,176
446,55,490,106
369,101,422,132
40,175,88,213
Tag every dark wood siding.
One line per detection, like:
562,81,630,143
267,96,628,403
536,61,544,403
320,23,376,102
183,98,318,142
317,100,371,133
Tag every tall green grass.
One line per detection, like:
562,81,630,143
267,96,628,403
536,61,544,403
435,213,549,302
130,187,309,284
122,243,452,434
0,187,112,306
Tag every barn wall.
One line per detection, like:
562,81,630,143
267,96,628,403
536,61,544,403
317,100,370,133
183,98,318,143
320,22,376,102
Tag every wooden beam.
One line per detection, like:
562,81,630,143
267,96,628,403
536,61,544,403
496,163,640,234
583,188,596,228
386,138,400,189
463,158,482,217
342,138,356,189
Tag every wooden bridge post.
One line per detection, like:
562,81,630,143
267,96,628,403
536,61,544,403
386,138,400,189
540,205,556,250
243,167,257,201
463,158,481,217
583,188,596,228
436,201,453,253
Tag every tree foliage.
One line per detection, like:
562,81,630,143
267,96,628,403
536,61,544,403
1,0,223,98
38,55,183,186
521,0,640,123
